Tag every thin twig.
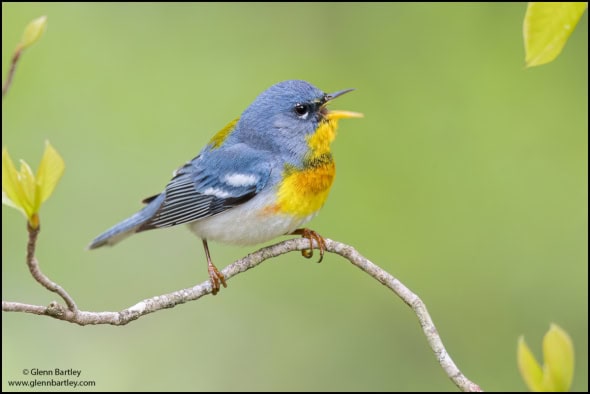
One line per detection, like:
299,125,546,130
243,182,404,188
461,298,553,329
326,241,482,392
26,221,78,312
3,237,481,392
2,46,21,99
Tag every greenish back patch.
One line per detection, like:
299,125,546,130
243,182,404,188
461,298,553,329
209,118,239,149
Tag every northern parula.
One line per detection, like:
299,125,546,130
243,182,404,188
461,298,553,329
88,80,362,294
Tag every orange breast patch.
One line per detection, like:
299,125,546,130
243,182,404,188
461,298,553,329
275,161,336,217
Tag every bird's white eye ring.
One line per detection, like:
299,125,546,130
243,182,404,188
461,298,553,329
294,103,310,118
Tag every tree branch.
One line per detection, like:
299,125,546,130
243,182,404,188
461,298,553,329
2,46,21,99
2,237,482,391
26,221,78,311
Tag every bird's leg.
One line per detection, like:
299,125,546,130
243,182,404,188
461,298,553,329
291,228,326,263
202,239,227,295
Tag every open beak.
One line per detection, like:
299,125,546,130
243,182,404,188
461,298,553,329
323,88,364,120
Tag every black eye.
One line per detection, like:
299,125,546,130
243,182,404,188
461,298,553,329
294,103,310,117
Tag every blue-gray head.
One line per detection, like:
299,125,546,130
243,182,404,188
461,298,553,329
233,80,361,157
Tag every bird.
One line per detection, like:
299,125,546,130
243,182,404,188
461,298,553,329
88,79,362,294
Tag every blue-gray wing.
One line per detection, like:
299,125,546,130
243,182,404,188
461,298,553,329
138,143,273,231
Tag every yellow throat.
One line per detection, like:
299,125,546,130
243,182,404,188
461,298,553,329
276,110,363,217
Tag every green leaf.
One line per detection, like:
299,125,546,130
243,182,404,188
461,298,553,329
2,148,28,218
20,16,48,50
35,140,65,206
523,2,587,68
2,190,25,215
2,142,65,224
541,323,574,391
518,324,576,391
18,159,36,217
518,336,545,391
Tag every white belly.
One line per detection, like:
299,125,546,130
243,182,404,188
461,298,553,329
188,192,316,245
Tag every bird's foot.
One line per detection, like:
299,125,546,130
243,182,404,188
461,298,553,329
292,228,326,263
208,262,227,295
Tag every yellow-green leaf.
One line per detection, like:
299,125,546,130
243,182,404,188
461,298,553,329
2,148,28,217
2,189,26,215
20,15,48,50
35,141,65,206
541,323,574,391
518,336,545,391
18,159,36,217
2,143,65,223
524,2,587,68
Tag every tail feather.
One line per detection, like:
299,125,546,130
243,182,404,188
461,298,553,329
87,194,165,250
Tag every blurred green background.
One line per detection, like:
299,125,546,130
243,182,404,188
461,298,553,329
2,3,587,392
